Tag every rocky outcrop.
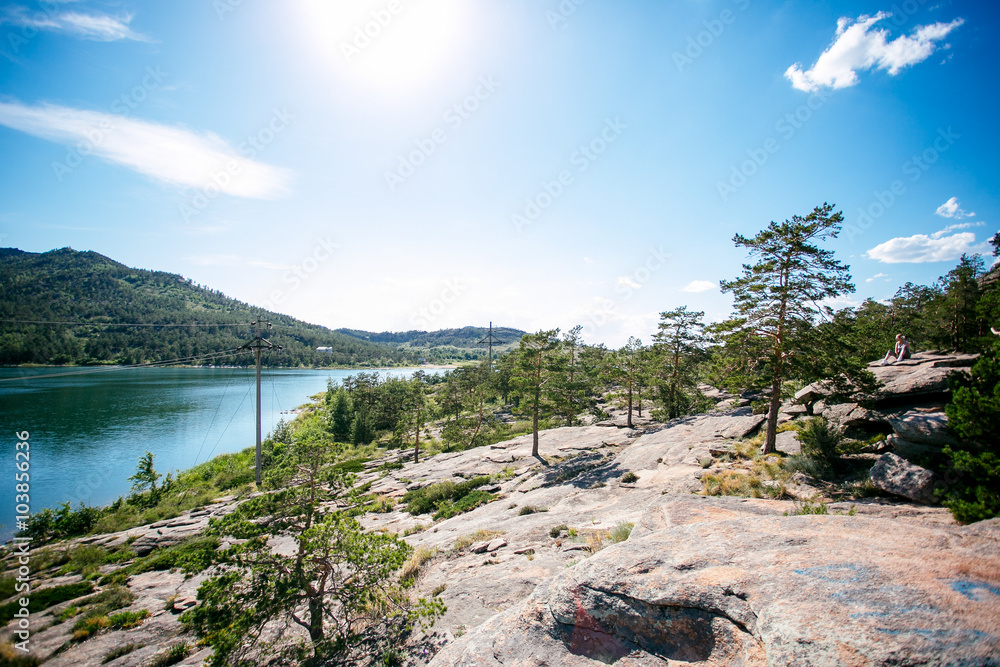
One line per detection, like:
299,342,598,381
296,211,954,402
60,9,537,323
870,452,937,504
430,495,1000,666
794,353,976,489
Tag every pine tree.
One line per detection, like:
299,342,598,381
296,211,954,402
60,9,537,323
652,306,708,419
720,204,854,454
511,329,563,458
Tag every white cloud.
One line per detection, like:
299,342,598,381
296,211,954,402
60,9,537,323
0,101,292,199
0,6,150,42
785,12,963,92
680,280,717,293
616,276,641,290
866,272,889,283
935,196,975,219
865,230,981,264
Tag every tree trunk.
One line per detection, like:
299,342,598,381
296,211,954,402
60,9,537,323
626,382,634,428
764,371,781,454
531,402,539,457
413,405,420,464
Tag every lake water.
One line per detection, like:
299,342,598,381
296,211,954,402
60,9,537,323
0,366,439,541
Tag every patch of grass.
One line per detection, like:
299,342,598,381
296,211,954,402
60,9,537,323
518,505,547,516
148,642,191,667
60,544,109,577
608,521,634,543
102,643,142,663
73,615,110,640
28,547,70,573
620,471,639,484
108,609,149,629
0,575,15,600
451,529,502,552
379,460,405,471
433,490,496,520
402,524,426,536
331,457,370,474
699,457,713,468
101,536,219,584
701,470,786,499
549,524,568,538
400,546,438,583
367,494,396,513
784,501,829,515
0,581,95,624
403,475,492,516
0,641,41,666
431,584,447,597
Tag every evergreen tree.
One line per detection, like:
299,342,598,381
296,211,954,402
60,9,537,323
719,204,854,454
327,389,352,442
652,306,708,419
942,338,1000,523
606,337,644,428
185,434,443,665
511,329,563,458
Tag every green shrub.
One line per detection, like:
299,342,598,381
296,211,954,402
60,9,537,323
798,417,841,466
620,471,638,484
942,341,1000,523
549,524,568,538
518,505,547,516
0,575,15,600
0,581,94,624
403,475,492,515
62,545,109,576
433,490,496,520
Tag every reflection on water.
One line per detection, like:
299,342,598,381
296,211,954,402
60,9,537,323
0,366,437,540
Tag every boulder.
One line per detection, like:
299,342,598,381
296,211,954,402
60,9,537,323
870,453,937,504
430,495,1000,666
886,410,957,447
774,430,801,456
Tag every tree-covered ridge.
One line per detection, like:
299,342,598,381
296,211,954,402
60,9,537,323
0,247,418,367
335,326,526,363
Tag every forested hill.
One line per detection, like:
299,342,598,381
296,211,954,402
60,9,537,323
335,326,526,363
0,247,418,367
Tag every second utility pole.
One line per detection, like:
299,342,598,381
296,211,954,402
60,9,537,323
239,314,282,485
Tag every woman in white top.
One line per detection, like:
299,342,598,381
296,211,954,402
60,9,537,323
881,334,911,365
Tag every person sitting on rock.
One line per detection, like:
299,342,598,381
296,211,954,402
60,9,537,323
881,334,911,365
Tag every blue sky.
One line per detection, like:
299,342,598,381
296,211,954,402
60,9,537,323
1,0,997,348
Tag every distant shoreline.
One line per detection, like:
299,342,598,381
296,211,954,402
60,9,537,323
0,363,460,370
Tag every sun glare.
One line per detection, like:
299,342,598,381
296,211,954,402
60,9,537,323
299,0,470,93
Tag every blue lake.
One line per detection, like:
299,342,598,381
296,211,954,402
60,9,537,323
0,366,439,540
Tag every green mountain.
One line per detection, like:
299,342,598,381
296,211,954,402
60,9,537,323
335,326,526,363
0,247,418,368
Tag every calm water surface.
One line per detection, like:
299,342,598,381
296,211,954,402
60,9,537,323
0,366,437,540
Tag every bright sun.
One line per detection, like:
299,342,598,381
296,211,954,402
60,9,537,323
298,0,470,93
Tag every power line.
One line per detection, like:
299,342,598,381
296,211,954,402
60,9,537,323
0,319,251,328
0,349,244,382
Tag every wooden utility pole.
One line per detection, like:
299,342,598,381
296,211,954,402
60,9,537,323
239,315,282,485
